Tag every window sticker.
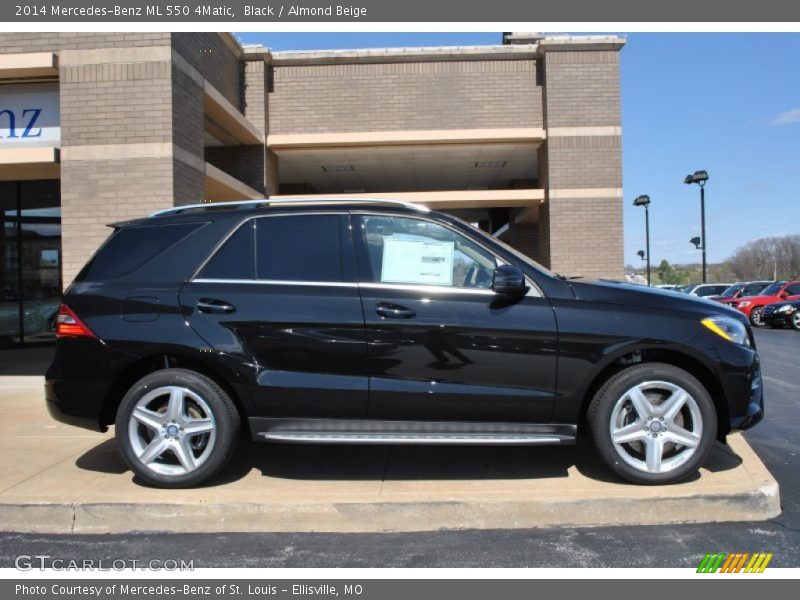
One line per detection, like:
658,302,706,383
381,237,454,286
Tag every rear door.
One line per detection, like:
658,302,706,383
180,212,369,419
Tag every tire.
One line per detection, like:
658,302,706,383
750,307,764,327
587,362,717,485
115,368,240,488
792,312,800,331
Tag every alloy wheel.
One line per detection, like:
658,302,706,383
127,386,217,476
751,307,764,326
609,381,703,474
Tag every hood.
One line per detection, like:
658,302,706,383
735,294,775,304
567,279,744,319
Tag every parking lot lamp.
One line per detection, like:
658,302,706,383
683,170,709,283
633,195,651,285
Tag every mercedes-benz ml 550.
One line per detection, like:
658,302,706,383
46,199,764,488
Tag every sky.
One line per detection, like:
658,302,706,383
236,32,800,266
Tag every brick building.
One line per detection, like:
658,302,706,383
0,32,625,346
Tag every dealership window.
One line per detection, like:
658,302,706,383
0,180,61,346
255,214,352,282
361,215,497,288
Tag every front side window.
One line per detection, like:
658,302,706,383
784,283,800,296
361,215,497,289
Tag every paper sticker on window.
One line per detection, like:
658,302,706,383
381,238,454,286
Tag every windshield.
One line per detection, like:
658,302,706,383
742,282,769,296
720,284,743,297
760,282,784,296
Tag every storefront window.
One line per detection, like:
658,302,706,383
0,180,61,346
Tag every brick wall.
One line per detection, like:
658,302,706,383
499,222,541,263
173,159,205,207
205,145,266,194
546,136,622,189
60,61,173,146
270,59,542,134
542,49,623,279
0,32,169,53
60,158,174,283
543,50,620,127
243,59,268,132
547,197,624,278
171,63,204,158
172,33,242,109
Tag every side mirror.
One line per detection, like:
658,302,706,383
780,291,789,298
492,265,529,296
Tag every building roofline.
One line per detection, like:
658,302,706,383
239,34,626,65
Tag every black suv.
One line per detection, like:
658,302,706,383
46,199,764,488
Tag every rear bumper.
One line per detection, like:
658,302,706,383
44,337,134,432
45,380,107,432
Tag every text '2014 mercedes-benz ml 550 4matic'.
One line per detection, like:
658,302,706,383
46,199,764,488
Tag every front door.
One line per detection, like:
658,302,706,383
181,212,369,419
352,213,558,423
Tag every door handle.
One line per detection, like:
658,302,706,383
196,299,236,314
375,302,415,319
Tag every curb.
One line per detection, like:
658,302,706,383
0,436,781,534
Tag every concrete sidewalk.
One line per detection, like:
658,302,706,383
0,377,780,534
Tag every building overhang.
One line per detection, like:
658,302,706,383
267,127,546,150
0,146,60,180
271,189,544,212
204,162,262,201
0,52,58,80
203,82,264,146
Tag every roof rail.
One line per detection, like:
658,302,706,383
149,197,429,218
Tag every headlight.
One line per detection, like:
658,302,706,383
776,304,795,313
737,301,751,308
702,316,750,346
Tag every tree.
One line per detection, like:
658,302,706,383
724,235,800,280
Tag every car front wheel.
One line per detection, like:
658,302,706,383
750,307,764,327
588,363,717,485
792,312,800,331
115,368,240,488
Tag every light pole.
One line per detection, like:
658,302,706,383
633,194,651,285
683,170,709,283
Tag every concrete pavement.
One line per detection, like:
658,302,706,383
0,372,780,534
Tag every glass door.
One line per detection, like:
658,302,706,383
0,180,61,347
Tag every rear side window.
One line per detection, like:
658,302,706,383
199,221,255,279
80,222,202,281
255,214,351,282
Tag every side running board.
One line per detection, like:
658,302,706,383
250,418,576,446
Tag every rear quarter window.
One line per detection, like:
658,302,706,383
78,222,203,281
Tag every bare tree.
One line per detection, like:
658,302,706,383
724,235,800,280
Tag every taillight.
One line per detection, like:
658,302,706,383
55,304,96,339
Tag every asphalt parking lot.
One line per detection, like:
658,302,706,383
0,328,797,568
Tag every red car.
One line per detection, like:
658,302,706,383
721,280,800,326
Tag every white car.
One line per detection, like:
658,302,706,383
683,283,732,298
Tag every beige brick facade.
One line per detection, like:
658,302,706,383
0,33,625,290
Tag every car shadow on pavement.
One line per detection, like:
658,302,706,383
75,434,743,489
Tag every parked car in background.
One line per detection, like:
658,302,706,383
655,284,681,291
723,280,800,326
708,281,773,303
761,300,800,330
683,283,732,298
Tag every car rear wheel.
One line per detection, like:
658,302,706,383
587,363,717,485
792,312,800,331
750,307,765,327
115,368,240,488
